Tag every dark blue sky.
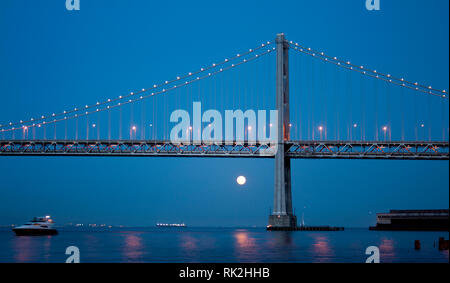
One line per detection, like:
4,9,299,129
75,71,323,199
0,0,448,227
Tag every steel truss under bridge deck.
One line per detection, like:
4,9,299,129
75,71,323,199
0,140,448,160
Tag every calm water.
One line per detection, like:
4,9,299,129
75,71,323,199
0,227,448,263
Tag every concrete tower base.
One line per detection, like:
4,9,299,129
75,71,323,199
267,214,297,230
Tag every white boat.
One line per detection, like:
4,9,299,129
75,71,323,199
12,216,58,236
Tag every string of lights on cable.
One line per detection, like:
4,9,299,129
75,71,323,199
288,41,448,99
0,41,274,132
0,43,274,133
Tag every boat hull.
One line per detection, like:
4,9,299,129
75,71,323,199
12,228,58,236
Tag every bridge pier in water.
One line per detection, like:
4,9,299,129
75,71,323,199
267,33,297,230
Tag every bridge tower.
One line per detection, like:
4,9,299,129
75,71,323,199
268,33,297,230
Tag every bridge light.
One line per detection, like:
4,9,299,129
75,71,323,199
269,123,273,127
353,123,358,128
382,126,388,131
92,124,96,128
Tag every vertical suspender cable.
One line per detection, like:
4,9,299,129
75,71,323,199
361,74,365,141
414,92,418,141
401,87,405,141
387,82,391,141
427,94,431,141
336,65,340,141
108,111,111,140
311,58,315,140
374,79,378,141
86,115,89,140
119,105,122,140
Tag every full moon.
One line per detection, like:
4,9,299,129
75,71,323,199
236,176,246,185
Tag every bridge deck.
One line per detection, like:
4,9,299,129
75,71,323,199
0,140,448,160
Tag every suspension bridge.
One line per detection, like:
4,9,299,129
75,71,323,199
0,33,448,229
